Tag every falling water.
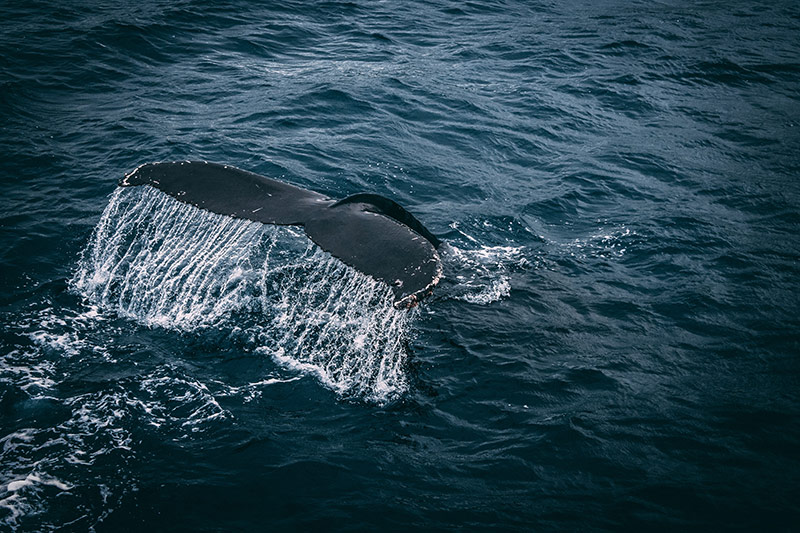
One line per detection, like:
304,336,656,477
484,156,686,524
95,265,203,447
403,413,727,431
72,186,415,402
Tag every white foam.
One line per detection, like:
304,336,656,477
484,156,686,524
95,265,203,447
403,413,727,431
6,474,71,493
213,376,303,402
137,369,230,428
0,349,57,392
439,242,526,305
0,473,72,524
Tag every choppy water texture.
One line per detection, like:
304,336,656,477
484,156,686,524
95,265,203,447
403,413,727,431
2,1,799,530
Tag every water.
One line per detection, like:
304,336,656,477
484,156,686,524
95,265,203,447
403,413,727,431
1,0,799,530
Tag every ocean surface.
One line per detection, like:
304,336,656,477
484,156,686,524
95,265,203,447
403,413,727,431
1,0,799,530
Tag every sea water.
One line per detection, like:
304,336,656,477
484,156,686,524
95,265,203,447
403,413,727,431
1,1,799,530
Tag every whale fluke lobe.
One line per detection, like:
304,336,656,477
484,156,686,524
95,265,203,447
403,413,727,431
120,161,441,307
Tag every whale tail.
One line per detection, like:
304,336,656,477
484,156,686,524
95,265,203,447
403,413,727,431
120,161,441,307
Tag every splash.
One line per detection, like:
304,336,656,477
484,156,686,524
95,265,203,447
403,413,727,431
440,221,531,305
72,187,265,330
71,186,414,403
440,244,518,304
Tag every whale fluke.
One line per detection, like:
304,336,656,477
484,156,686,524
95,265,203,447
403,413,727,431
120,161,441,308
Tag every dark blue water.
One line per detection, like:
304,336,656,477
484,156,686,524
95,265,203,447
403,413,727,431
2,1,799,530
